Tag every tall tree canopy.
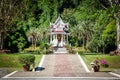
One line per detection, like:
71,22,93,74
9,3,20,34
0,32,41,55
1,0,120,53
0,0,25,49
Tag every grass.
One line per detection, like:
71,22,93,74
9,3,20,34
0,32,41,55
34,54,43,68
0,53,43,72
81,53,120,72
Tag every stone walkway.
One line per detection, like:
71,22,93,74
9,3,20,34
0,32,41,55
2,54,120,79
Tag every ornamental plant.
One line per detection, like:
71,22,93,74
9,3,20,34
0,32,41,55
18,54,35,71
94,57,100,65
100,58,109,68
93,57,100,72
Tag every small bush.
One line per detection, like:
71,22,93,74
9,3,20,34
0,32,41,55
43,44,53,54
72,49,77,54
45,49,53,54
68,47,73,54
102,64,109,68
78,51,84,55
66,44,71,49
100,58,109,68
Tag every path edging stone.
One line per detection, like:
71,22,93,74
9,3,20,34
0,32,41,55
77,53,90,72
38,55,45,67
2,71,18,78
109,72,120,78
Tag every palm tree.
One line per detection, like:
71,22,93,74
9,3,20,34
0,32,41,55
80,20,93,48
38,27,49,42
70,20,93,50
27,28,40,49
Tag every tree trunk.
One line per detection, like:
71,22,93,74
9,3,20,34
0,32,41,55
116,18,120,51
32,36,36,49
114,12,119,50
97,46,99,53
83,37,85,48
103,47,105,54
0,32,4,50
83,37,86,50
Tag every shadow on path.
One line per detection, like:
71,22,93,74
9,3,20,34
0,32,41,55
35,67,45,71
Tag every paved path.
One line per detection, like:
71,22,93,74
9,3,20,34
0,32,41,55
54,54,85,77
2,54,120,79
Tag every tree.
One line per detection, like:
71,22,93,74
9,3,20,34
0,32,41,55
70,25,81,47
99,0,120,50
102,20,117,53
0,0,25,49
27,28,40,49
0,0,118,53
5,29,27,52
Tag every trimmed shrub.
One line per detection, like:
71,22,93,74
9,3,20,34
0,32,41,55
23,47,40,54
18,54,35,66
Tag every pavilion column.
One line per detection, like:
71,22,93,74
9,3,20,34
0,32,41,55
63,34,65,42
56,34,57,40
53,34,55,40
61,34,63,42
50,34,52,43
67,34,68,44
61,34,63,47
56,34,58,47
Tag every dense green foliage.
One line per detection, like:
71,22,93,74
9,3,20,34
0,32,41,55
0,0,120,53
102,20,117,53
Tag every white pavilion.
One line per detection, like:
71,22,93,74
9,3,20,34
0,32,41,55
49,17,69,48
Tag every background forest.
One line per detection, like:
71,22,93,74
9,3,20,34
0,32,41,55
0,0,120,53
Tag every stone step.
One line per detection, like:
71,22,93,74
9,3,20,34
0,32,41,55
53,47,68,53
2,77,120,80
5,71,118,78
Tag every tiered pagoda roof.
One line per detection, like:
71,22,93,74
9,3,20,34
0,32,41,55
50,17,69,34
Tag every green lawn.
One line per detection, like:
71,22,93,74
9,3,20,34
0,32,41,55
81,54,120,72
0,53,43,72
34,54,43,68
